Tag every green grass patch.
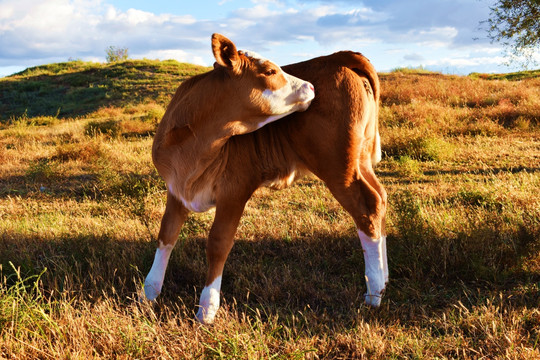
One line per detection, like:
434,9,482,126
85,119,121,138
26,159,59,182
469,69,540,81
382,133,455,162
389,66,442,75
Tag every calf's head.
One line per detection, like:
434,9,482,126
211,33,315,133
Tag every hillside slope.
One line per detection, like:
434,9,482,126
0,60,209,121
2,60,540,123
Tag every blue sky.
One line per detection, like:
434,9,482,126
0,0,538,77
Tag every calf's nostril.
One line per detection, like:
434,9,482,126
302,82,314,93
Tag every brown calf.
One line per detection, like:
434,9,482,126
143,34,387,324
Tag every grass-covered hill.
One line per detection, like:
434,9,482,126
0,60,539,358
0,59,210,121
2,59,539,123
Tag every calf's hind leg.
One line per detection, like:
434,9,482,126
325,164,388,307
144,191,190,301
196,197,248,324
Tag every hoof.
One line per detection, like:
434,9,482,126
196,276,222,325
143,282,161,301
195,306,218,325
364,293,382,307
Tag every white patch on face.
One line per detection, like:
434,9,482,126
242,48,315,129
262,74,314,111
242,50,266,64
196,275,222,324
262,85,292,113
358,230,387,307
144,242,174,301
256,75,315,129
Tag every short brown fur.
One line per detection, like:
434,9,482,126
153,50,385,287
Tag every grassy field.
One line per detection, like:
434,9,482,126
0,60,539,359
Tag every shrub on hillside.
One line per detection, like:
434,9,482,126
143,105,165,124
26,159,59,182
84,119,120,138
54,141,103,162
382,133,455,162
119,118,155,137
105,46,129,63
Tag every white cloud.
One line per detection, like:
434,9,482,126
233,4,280,19
137,49,207,66
0,0,208,65
0,0,537,77
403,53,424,61
426,56,507,68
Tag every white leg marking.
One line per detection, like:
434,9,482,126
358,230,387,307
372,131,382,165
382,235,389,284
195,276,222,324
144,242,174,301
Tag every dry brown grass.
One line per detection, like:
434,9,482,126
379,73,540,132
1,71,539,359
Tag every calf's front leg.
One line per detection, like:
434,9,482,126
144,192,189,300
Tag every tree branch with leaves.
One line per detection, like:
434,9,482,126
484,0,540,67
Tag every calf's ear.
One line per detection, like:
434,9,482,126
211,33,241,75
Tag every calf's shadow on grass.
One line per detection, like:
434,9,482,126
1,164,538,200
1,226,538,327
378,165,540,181
0,171,162,200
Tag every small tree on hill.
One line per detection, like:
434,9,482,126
484,0,540,67
105,46,129,63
